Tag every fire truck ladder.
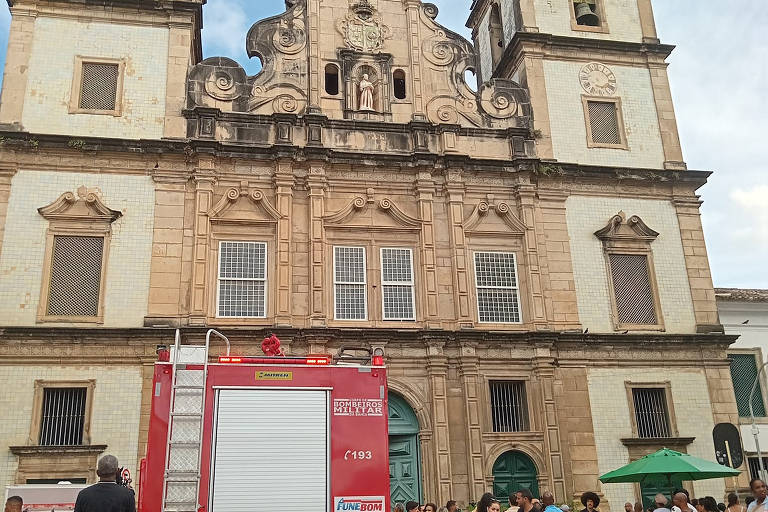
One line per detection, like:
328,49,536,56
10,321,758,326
162,329,230,512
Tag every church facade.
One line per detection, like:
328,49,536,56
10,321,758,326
0,0,745,509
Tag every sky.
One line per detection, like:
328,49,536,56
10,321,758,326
0,0,764,288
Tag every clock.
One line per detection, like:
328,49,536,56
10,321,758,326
579,62,618,96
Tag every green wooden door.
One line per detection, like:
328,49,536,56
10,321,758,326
492,451,539,502
388,393,422,509
640,479,681,512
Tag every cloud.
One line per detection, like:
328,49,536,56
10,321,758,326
730,186,768,247
202,0,250,57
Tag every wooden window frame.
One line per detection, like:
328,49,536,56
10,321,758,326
473,250,523,325
333,245,369,321
604,247,664,331
625,381,679,439
29,380,96,446
215,240,269,320
380,247,416,321
582,96,628,150
570,0,610,34
69,56,125,116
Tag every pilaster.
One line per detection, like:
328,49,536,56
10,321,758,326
0,6,36,127
416,172,440,327
516,184,549,328
523,51,554,159
306,0,321,111
647,57,686,170
673,195,720,331
274,161,295,326
403,0,426,118
458,343,485,501
636,0,660,44
164,16,195,138
147,169,189,325
445,170,472,326
532,349,566,500
307,164,327,326
0,168,17,258
426,342,454,504
189,160,216,325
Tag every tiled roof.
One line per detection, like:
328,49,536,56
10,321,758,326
715,288,768,302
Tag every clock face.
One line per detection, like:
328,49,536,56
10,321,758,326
579,62,617,96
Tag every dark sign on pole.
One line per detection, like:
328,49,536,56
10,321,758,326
713,422,744,468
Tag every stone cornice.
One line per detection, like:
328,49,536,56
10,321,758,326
10,444,108,456
6,0,205,12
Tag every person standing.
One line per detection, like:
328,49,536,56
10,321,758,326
517,489,542,512
626,503,635,512
727,493,746,512
749,479,768,512
4,497,22,512
425,504,438,512
489,500,502,512
406,502,420,512
446,501,458,512
74,455,135,512
653,494,672,512
581,492,601,512
542,491,563,512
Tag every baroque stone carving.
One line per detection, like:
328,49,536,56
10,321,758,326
323,192,421,231
337,1,391,53
38,186,122,224
462,195,526,236
208,182,283,224
594,211,659,242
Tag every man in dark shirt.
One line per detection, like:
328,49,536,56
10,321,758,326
74,454,135,512
4,496,23,512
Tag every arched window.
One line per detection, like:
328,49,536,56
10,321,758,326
393,69,406,100
488,3,504,70
325,63,339,96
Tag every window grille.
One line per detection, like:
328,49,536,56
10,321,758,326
749,457,768,480
79,62,119,111
217,241,267,318
474,252,521,323
730,353,767,417
609,254,657,325
46,236,104,317
490,381,529,432
334,246,367,320
587,100,621,144
632,388,671,438
381,248,415,320
39,387,87,446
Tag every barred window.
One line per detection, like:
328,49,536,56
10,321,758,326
587,100,622,145
46,236,104,318
39,387,87,446
632,388,671,438
334,246,367,320
381,248,415,321
749,457,768,480
490,381,529,432
79,62,119,111
217,241,267,318
730,353,767,417
474,251,521,323
609,253,657,325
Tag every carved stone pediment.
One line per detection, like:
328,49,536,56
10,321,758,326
38,187,122,224
337,1,392,53
323,190,421,232
463,196,526,236
208,183,282,225
594,211,659,243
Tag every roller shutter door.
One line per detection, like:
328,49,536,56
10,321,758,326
211,389,329,511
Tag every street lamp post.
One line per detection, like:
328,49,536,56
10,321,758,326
749,361,768,481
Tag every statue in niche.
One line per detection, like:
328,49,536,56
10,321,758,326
358,73,376,111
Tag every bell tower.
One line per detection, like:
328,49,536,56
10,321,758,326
467,0,686,170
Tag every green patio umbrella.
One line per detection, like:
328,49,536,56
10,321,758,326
599,448,740,484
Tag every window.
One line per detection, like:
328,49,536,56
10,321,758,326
632,388,671,438
489,381,529,432
334,246,367,320
70,57,124,115
381,248,415,320
730,353,767,417
488,4,505,69
46,236,104,318
38,387,87,446
325,63,339,96
749,457,768,480
474,251,521,323
217,241,267,318
393,70,406,100
583,98,627,148
608,253,657,326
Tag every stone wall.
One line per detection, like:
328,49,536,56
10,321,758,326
533,0,644,42
21,17,169,139
0,170,154,327
565,195,696,334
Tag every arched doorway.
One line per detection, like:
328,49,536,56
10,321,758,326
388,392,422,508
492,451,539,503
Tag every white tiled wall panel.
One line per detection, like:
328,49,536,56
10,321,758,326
565,196,696,334
544,60,665,168
477,10,494,83
0,170,154,327
22,17,168,139
588,368,725,509
534,0,644,42
0,365,143,498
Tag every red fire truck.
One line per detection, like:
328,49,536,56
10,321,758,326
139,330,390,512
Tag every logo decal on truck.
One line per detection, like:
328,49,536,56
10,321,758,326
333,398,383,416
334,496,385,511
255,371,293,380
